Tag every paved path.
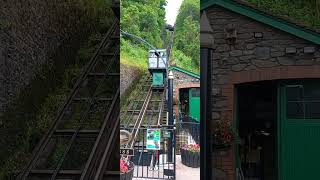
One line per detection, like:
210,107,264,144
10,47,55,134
133,155,200,180
176,155,200,180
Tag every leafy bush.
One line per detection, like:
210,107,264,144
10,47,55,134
172,49,199,74
245,0,320,29
173,0,200,72
120,39,148,69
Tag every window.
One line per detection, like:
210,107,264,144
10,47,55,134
286,84,320,119
191,88,200,97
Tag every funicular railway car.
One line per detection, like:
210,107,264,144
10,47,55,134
148,49,167,88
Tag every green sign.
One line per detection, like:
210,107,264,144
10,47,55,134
146,129,161,150
163,130,171,138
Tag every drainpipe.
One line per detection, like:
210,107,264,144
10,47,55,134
200,11,214,180
168,70,174,162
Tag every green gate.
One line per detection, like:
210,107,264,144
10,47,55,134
189,88,200,122
279,80,320,180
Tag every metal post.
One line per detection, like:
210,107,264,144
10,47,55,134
168,71,174,162
200,48,212,180
200,11,214,180
173,125,176,180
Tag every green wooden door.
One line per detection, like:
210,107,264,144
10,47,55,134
189,88,200,122
279,80,320,180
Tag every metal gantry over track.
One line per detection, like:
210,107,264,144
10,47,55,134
17,18,120,180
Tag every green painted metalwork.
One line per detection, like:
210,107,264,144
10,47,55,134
152,72,164,87
279,80,320,180
201,0,320,45
189,88,200,122
169,66,200,79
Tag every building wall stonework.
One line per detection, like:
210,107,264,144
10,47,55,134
207,6,320,180
171,69,200,116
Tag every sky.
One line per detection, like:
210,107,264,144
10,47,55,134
165,0,183,26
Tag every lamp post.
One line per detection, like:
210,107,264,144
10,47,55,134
112,0,120,19
200,11,214,180
168,70,174,162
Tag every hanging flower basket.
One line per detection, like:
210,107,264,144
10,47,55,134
120,159,134,180
180,144,200,168
213,115,239,152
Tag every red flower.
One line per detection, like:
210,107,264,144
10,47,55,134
120,159,129,173
213,115,237,146
181,143,200,152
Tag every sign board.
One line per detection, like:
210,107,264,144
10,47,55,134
146,129,161,150
163,130,171,138
120,148,134,156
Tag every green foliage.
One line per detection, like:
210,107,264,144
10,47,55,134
121,0,166,48
0,30,105,179
120,39,148,69
120,0,167,73
172,0,200,73
172,48,199,74
245,0,320,29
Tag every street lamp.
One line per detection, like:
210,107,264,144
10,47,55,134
168,70,174,162
112,0,120,19
200,10,214,180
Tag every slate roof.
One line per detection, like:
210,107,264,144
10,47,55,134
201,0,320,44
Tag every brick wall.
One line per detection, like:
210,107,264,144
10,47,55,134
172,70,200,116
207,6,320,180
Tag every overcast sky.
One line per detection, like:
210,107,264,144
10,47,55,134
165,0,183,26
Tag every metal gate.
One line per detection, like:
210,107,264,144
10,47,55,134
122,126,176,179
175,114,200,154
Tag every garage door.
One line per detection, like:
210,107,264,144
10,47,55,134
279,80,320,180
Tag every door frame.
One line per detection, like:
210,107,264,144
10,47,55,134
278,79,320,180
234,81,280,179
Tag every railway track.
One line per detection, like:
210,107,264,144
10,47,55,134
17,17,120,180
121,83,166,150
120,77,166,127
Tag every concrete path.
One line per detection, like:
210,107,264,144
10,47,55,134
176,155,200,180
133,155,200,180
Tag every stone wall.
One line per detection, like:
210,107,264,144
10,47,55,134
120,64,142,96
0,0,111,114
172,69,200,115
207,6,320,180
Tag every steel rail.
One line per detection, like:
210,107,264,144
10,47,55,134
80,88,120,179
17,19,118,180
157,89,166,126
50,45,119,180
122,76,152,126
126,87,152,149
120,75,151,126
94,115,120,179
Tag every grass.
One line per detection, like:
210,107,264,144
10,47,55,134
0,31,105,179
120,38,149,108
120,38,148,70
244,0,320,29
172,48,200,74
120,71,145,107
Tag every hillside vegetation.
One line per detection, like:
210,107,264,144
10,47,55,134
244,0,320,29
0,0,113,178
120,0,166,70
172,0,200,74
120,0,200,74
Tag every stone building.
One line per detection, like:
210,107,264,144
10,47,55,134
201,1,320,180
169,66,200,118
